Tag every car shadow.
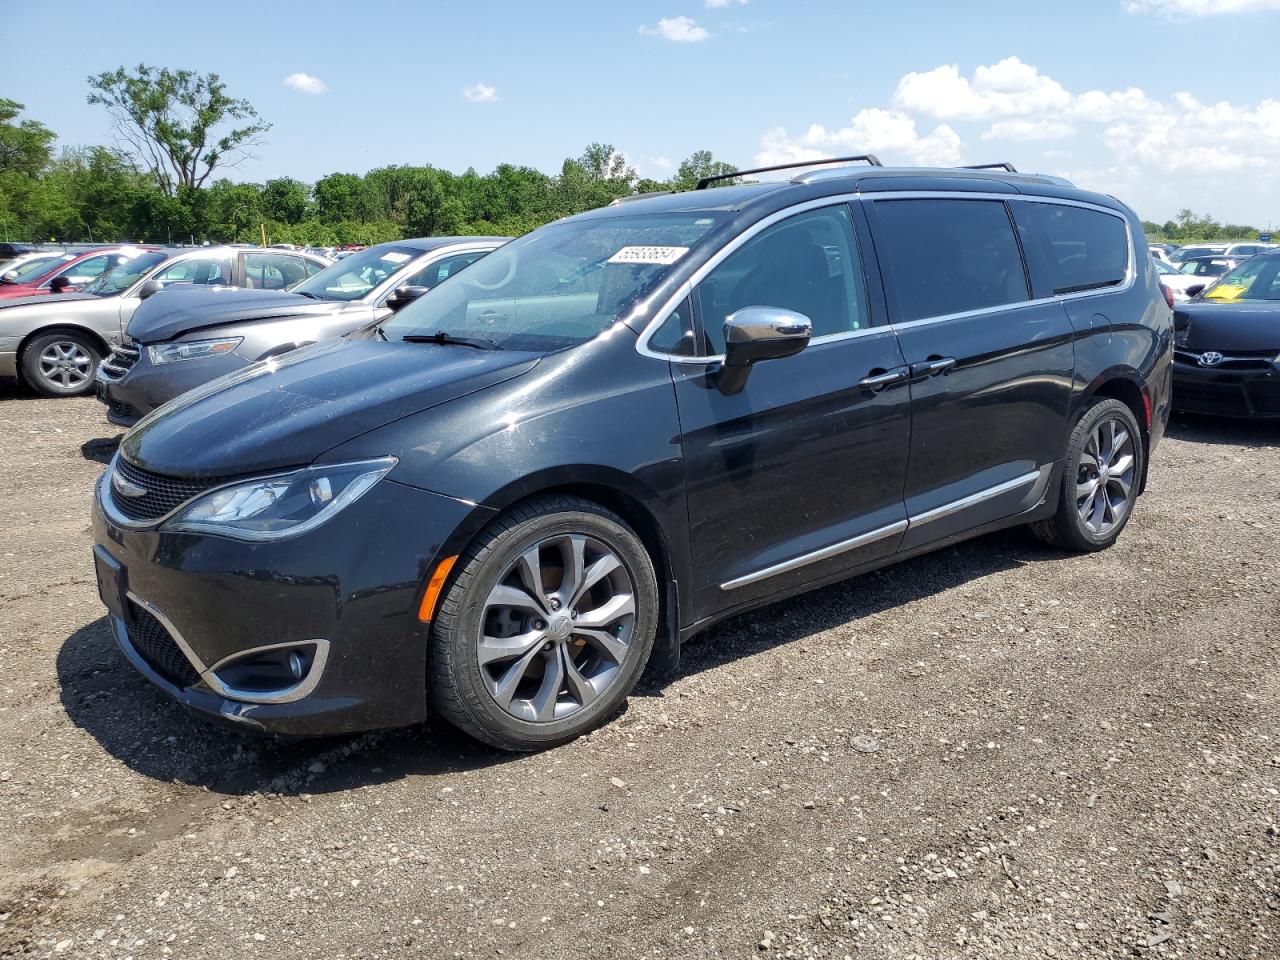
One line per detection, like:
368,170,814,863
58,528,1054,796
0,377,32,400
1166,411,1280,447
81,435,120,464
656,527,1051,690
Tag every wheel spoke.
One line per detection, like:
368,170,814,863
570,552,620,609
1078,450,1099,472
1089,486,1107,529
478,628,545,666
514,546,549,614
575,592,634,630
1076,476,1099,501
1108,473,1132,500
489,643,546,709
574,627,629,665
485,583,546,616
555,535,586,606
530,648,564,721
1109,453,1134,477
561,646,598,708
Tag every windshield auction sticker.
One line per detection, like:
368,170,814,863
607,246,689,265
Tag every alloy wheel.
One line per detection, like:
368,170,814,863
478,534,636,723
1075,416,1136,536
37,340,93,389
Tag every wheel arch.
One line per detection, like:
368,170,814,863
1078,370,1151,493
16,322,111,389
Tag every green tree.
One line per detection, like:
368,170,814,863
0,99,56,177
670,149,740,191
261,177,309,224
87,64,270,196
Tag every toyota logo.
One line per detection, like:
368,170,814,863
1198,351,1225,367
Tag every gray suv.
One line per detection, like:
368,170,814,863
96,238,504,425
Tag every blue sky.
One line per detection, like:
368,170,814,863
5,0,1280,225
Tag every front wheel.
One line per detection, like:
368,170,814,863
20,330,102,397
1031,397,1144,552
428,496,659,751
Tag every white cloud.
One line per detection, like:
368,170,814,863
649,156,675,171
640,16,711,42
283,72,326,95
1127,0,1280,17
893,57,1071,120
705,0,748,5
462,82,498,103
982,119,1075,141
757,109,963,168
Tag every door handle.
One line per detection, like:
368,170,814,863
856,366,909,391
909,357,956,380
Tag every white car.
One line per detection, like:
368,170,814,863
1153,257,1204,302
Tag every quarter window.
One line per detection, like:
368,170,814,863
244,253,312,290
153,256,234,288
874,199,1029,322
1029,203,1130,295
693,205,868,356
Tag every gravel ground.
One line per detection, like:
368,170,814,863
0,379,1277,960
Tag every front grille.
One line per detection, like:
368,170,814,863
98,344,141,382
1174,380,1248,415
1174,349,1278,372
126,601,201,688
109,457,229,523
1247,380,1280,414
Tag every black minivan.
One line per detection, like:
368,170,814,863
92,159,1172,751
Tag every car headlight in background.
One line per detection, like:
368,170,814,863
162,458,397,541
148,337,243,364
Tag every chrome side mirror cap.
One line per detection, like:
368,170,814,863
716,306,812,396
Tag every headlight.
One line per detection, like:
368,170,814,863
148,337,243,364
162,458,397,541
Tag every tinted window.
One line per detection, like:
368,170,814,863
54,254,117,287
153,255,234,288
695,205,867,355
648,297,696,356
874,199,1028,322
245,252,312,290
1030,204,1130,295
404,251,488,289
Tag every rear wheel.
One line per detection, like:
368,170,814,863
428,495,658,751
1031,397,1143,551
20,330,102,397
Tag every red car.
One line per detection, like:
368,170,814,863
0,246,156,299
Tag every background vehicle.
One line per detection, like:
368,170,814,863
0,251,71,284
0,246,329,397
0,246,152,299
1178,255,1244,280
91,160,1171,752
0,242,30,261
1154,257,1204,301
1149,243,1177,262
1172,250,1280,418
96,238,502,425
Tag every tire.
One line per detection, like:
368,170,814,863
1030,397,1144,552
428,495,659,751
20,330,102,398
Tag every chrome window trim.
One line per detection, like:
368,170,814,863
719,465,1050,590
637,190,1136,362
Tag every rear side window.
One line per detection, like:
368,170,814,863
405,251,488,289
1029,203,1130,295
873,199,1029,323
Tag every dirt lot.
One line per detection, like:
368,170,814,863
0,380,1277,960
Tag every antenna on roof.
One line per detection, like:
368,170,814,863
960,162,1019,173
695,154,883,190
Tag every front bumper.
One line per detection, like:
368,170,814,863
91,470,491,735
96,344,254,426
1172,350,1280,418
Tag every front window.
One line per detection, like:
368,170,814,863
382,213,726,352
152,255,234,288
293,245,423,302
80,252,168,296
1203,257,1280,301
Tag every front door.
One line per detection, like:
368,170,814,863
865,196,1075,549
670,203,912,621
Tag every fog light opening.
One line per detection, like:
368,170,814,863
205,639,330,704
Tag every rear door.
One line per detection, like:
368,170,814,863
865,195,1075,549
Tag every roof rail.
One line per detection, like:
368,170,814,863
960,162,1019,173
611,190,674,205
695,154,882,190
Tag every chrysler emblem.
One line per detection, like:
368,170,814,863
111,469,147,498
1198,351,1224,367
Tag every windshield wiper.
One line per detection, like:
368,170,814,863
294,290,320,299
401,331,503,350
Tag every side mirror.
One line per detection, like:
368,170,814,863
1185,283,1206,298
716,306,812,396
0,270,16,284
48,276,73,294
137,279,163,300
385,285,428,311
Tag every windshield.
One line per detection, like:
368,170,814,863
293,245,421,302
1153,259,1177,276
382,212,726,351
1203,257,1280,301
81,252,168,296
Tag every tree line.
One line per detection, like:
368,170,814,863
0,65,1267,248
0,65,738,247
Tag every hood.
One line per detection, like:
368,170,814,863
0,292,96,310
120,337,541,478
128,287,344,343
1175,299,1280,352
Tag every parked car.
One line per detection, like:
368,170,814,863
1169,241,1267,265
1154,257,1204,302
96,238,503,425
91,162,1170,750
0,246,329,396
1149,243,1177,262
0,246,154,300
0,242,30,260
1172,251,1280,418
0,251,72,284
1178,255,1246,280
